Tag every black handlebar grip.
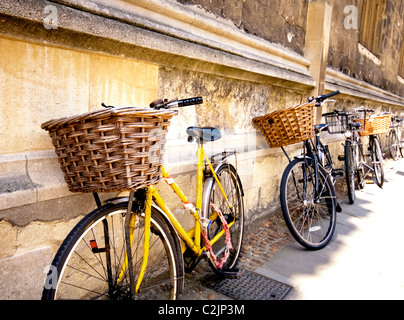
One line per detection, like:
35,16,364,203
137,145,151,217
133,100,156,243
320,90,340,100
178,97,203,107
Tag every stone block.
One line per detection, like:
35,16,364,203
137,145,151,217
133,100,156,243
0,220,18,259
0,37,90,154
0,247,53,299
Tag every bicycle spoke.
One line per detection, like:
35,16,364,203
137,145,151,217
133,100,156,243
60,280,108,299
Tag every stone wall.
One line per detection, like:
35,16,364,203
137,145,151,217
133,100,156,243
328,0,404,97
177,0,309,55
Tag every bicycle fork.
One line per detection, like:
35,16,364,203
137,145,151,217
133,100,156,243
119,189,153,298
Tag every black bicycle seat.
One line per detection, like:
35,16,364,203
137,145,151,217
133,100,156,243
186,127,222,142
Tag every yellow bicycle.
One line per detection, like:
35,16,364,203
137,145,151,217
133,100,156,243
42,97,244,300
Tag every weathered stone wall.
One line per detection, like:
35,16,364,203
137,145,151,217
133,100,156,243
328,0,404,97
0,38,159,155
177,0,308,55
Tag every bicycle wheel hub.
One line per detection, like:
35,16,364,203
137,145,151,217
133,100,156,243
303,199,314,207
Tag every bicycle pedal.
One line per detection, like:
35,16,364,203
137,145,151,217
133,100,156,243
332,169,345,180
336,203,342,213
216,268,242,279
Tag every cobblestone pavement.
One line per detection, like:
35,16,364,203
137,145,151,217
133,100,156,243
238,216,292,272
179,214,294,300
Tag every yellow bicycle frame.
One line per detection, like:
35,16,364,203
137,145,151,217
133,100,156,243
130,142,235,293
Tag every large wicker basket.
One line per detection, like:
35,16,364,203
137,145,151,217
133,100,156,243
253,103,315,148
41,107,177,193
354,113,391,136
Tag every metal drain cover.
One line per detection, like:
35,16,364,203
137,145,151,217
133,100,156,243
202,270,293,300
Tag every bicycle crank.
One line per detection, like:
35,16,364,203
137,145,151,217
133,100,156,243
332,169,345,180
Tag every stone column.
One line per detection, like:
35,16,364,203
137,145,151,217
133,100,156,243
305,0,333,123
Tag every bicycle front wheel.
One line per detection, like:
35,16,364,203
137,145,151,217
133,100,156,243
42,202,182,300
204,163,244,272
371,137,384,188
280,158,337,250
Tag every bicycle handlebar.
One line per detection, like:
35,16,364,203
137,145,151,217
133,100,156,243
150,97,203,109
322,109,349,117
308,90,340,105
354,106,375,113
319,90,341,101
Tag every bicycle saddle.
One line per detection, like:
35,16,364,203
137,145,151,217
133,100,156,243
186,126,222,142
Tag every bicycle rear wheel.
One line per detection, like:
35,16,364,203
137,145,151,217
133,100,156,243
345,140,356,204
371,137,384,188
280,158,337,250
203,163,244,272
388,130,400,161
42,201,182,300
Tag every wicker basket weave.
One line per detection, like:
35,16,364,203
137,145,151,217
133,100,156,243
41,107,177,193
253,103,315,148
354,114,391,136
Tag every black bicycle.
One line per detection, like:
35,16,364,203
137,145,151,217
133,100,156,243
323,109,362,204
280,91,342,250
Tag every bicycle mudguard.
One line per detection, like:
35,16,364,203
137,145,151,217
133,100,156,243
294,155,314,161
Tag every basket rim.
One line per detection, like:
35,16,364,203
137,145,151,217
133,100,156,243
41,106,177,131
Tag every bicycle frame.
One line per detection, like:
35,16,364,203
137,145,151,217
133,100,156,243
303,139,323,199
282,130,333,201
356,134,378,175
120,140,235,294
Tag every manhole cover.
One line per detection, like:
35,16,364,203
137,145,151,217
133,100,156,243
201,270,293,300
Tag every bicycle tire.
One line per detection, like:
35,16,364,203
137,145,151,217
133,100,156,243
371,137,384,188
42,202,182,300
345,140,356,204
204,163,244,272
280,157,337,250
388,130,400,161
356,138,366,189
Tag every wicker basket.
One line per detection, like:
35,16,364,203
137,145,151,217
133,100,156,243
253,103,315,148
41,107,177,193
354,113,391,136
